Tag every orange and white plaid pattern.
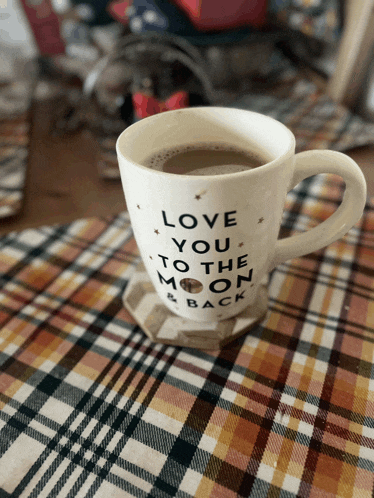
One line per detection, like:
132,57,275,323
1,166,373,496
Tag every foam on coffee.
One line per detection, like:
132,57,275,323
143,142,265,176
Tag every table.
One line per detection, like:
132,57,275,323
1,168,373,497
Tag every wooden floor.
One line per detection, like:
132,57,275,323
0,100,126,235
0,98,373,235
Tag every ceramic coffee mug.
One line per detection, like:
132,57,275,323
116,107,366,322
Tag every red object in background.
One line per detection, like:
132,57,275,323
132,91,189,119
19,0,65,55
108,0,132,24
173,0,267,30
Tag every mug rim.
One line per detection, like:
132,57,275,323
116,107,296,179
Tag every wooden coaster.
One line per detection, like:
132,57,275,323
123,261,268,349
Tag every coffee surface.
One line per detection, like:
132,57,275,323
143,143,265,176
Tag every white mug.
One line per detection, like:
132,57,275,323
116,107,366,322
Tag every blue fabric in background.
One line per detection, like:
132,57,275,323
71,0,342,45
124,0,342,45
126,0,256,45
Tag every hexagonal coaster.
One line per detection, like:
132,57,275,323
123,261,268,349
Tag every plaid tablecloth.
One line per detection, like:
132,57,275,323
0,109,29,219
1,170,373,497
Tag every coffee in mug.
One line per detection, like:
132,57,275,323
144,142,266,175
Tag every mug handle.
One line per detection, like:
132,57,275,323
271,150,367,269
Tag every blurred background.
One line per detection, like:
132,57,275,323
1,0,374,234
